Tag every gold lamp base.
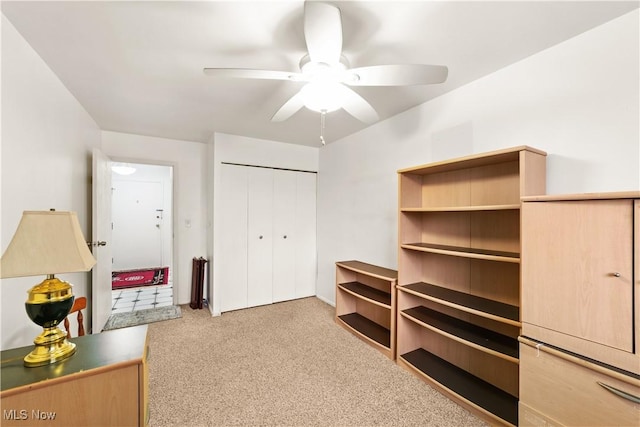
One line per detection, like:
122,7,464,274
24,328,76,367
24,275,76,367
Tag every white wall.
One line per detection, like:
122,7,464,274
1,15,102,349
211,132,319,315
316,10,640,305
101,131,208,306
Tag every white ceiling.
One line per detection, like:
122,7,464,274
2,1,638,147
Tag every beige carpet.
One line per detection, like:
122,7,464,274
147,297,486,427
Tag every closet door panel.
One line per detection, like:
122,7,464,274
219,164,248,312
247,167,274,307
295,172,317,298
272,170,297,302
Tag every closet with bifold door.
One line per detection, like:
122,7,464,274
218,163,317,313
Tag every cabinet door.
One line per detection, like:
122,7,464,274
247,167,273,307
295,172,317,298
219,164,248,312
522,200,634,352
272,170,297,302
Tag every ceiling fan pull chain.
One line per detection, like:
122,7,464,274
319,110,327,146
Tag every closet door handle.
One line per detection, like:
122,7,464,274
283,235,287,239
259,235,263,240
597,381,640,404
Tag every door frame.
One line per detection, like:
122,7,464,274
108,157,178,305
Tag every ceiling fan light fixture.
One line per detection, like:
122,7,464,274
300,82,344,113
299,54,349,83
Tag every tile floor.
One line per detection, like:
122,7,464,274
111,284,174,313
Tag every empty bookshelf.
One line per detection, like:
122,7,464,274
396,146,546,426
335,260,398,359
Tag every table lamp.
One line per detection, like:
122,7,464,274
0,210,96,367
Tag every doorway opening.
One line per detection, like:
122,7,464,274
109,162,175,313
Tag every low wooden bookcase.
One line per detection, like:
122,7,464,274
335,260,398,359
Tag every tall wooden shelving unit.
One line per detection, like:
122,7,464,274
396,146,546,426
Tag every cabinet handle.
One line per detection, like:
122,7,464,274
597,381,640,404
283,235,287,239
611,272,621,277
259,235,263,239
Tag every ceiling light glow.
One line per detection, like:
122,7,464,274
111,164,137,175
300,82,344,113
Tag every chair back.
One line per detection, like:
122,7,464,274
63,296,87,338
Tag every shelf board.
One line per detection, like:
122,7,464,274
337,313,390,348
399,282,520,326
397,145,546,175
402,306,519,361
338,281,391,307
401,348,518,426
401,242,520,263
401,204,520,212
336,260,397,282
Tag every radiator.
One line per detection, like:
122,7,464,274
190,257,208,309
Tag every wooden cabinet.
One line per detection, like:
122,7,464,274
1,325,149,427
218,164,317,312
335,260,398,359
522,193,639,374
520,192,640,426
396,146,546,426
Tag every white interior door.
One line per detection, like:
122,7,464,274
272,170,297,302
111,180,163,271
295,172,317,298
91,148,113,333
247,167,273,308
219,164,249,312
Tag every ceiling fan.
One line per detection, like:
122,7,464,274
203,1,448,126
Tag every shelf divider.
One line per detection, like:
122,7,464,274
338,281,391,307
400,282,520,326
401,243,520,263
401,348,518,426
401,306,519,361
401,204,520,212
337,313,390,348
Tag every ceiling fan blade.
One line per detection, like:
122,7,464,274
334,85,379,124
304,2,342,65
271,90,306,122
203,68,304,81
346,64,449,86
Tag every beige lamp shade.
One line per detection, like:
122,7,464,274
0,211,96,278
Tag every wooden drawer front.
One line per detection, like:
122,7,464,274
519,342,640,426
